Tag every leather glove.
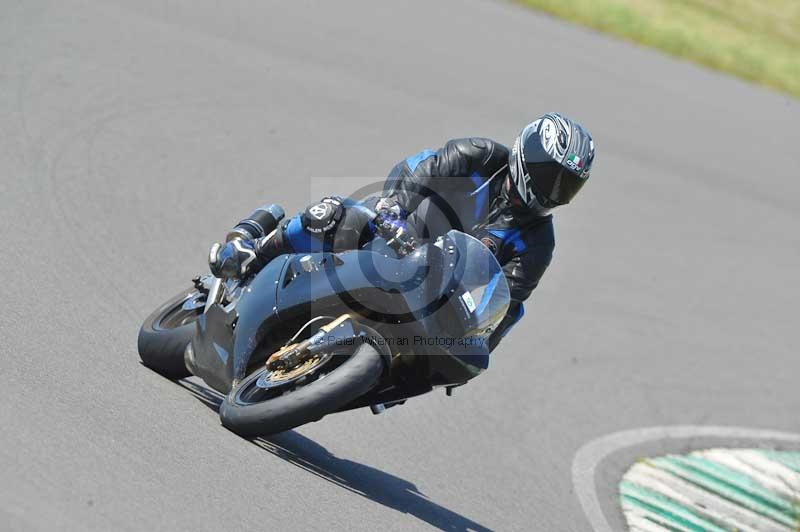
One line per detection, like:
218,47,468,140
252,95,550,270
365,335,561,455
374,211,415,256
208,239,258,279
374,197,405,220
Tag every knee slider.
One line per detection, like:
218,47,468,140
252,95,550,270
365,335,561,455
301,197,343,234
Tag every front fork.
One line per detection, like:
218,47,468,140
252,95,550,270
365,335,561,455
204,277,225,313
265,314,354,372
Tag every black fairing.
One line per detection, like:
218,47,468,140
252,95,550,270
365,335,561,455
190,244,436,393
189,256,287,394
190,232,508,395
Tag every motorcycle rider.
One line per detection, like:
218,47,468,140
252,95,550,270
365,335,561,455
209,113,595,350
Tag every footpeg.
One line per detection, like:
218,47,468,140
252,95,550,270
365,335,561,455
370,403,386,415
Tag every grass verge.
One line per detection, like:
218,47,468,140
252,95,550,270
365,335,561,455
518,0,800,98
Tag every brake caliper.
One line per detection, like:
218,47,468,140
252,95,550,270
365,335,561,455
266,314,353,373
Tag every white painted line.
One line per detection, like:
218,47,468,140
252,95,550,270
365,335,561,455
733,450,800,493
623,499,697,532
571,426,800,532
624,462,775,532
625,513,669,532
699,449,800,502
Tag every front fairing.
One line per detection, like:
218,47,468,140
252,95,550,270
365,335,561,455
192,230,508,394
189,256,288,394
229,255,291,385
229,244,435,388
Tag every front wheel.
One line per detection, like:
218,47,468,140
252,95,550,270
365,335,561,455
137,288,205,379
219,342,384,437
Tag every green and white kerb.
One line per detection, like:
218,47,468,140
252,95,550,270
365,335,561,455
620,449,800,531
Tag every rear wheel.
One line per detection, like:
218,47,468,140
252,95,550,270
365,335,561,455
137,288,205,379
219,342,384,437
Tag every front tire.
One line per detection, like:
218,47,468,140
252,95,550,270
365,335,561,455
219,342,384,437
137,288,204,379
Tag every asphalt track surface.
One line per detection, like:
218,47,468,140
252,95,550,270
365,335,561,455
1,1,798,530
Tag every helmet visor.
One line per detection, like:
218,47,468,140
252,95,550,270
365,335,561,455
527,161,587,206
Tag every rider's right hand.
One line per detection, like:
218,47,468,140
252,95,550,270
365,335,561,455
208,239,258,279
374,212,415,256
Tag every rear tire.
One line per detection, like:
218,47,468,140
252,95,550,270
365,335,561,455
219,342,384,437
137,288,203,379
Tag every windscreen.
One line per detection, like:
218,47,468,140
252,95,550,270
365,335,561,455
445,230,511,339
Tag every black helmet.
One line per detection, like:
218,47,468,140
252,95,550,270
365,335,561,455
506,113,595,215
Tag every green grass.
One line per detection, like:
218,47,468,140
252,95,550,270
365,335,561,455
518,0,800,98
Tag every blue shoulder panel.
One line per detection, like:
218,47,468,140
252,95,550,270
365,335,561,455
405,149,436,172
469,172,489,220
488,228,527,254
284,215,324,252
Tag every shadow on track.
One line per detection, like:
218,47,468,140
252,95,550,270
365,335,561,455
178,379,493,532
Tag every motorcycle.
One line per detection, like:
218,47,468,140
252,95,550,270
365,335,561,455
137,205,510,436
